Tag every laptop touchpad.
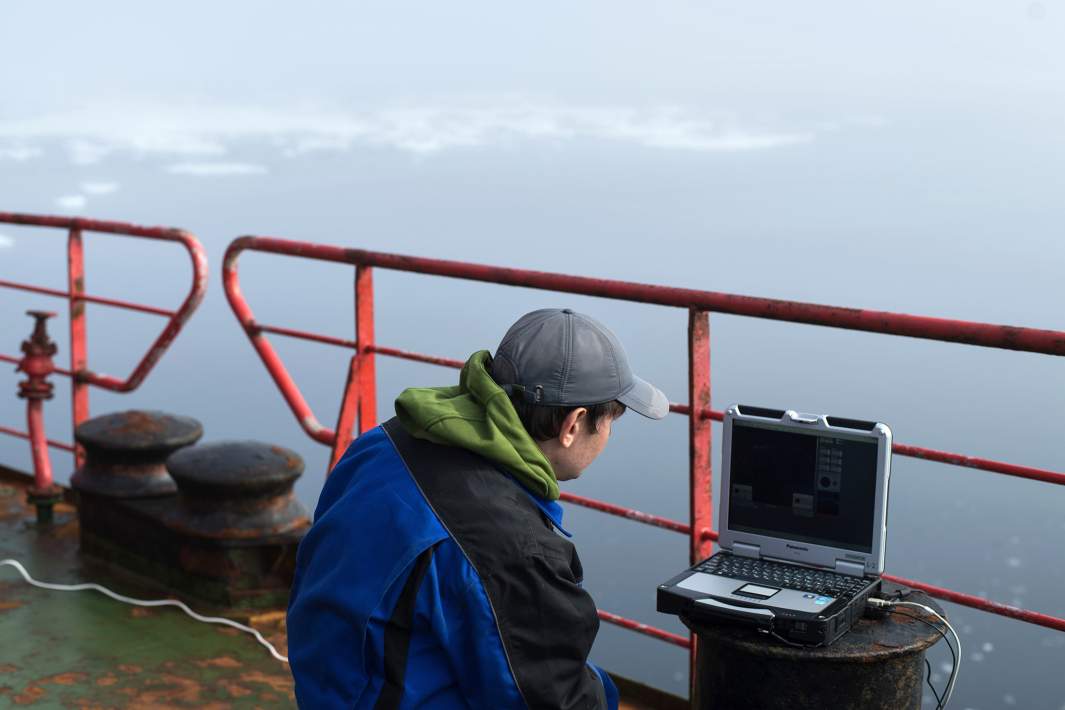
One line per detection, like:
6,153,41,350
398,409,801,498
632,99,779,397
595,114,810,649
733,583,779,599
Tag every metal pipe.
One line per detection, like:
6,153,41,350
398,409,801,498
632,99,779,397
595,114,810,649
226,236,1065,356
113,230,208,394
597,609,691,648
246,330,1065,487
0,213,208,400
331,355,360,471
68,227,88,469
327,266,379,471
237,324,1065,491
558,492,690,534
668,403,720,420
254,322,357,349
221,243,334,445
0,425,76,452
882,573,1065,633
686,311,713,702
355,265,376,436
220,238,1065,489
892,443,1065,486
689,310,713,564
0,353,74,376
366,344,467,369
26,401,53,502
0,278,176,317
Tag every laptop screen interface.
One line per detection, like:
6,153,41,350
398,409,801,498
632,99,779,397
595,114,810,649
728,422,878,553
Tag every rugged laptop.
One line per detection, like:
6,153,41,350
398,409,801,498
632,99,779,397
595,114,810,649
657,405,892,646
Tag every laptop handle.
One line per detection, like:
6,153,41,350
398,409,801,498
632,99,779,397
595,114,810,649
696,597,776,622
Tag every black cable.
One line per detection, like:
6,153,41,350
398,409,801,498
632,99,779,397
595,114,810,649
890,613,958,710
924,658,944,708
890,587,916,602
892,610,954,709
766,628,823,649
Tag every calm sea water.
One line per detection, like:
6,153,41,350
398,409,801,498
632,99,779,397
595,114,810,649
2,116,1064,706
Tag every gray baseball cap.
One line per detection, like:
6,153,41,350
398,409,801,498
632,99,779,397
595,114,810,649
490,308,669,419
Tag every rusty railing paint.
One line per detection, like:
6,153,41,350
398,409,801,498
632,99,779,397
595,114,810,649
0,213,208,466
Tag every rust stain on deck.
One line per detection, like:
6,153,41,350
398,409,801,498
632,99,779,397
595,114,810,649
196,656,243,669
134,673,203,704
219,679,254,698
239,670,294,694
12,685,45,705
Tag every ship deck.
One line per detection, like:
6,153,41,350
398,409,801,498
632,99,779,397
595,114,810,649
0,469,682,709
0,470,296,708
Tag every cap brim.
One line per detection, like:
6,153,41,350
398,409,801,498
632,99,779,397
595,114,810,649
617,375,669,420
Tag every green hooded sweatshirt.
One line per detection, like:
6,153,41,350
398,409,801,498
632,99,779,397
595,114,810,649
394,350,559,501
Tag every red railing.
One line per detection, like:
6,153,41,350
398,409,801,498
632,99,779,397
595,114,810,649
222,236,1065,652
0,213,208,467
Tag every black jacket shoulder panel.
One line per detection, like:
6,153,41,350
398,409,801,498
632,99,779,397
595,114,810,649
382,418,605,710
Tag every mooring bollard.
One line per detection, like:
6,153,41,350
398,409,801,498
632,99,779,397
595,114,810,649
684,585,947,710
72,409,204,593
16,311,63,524
163,440,310,541
71,410,204,498
73,431,310,610
158,440,311,609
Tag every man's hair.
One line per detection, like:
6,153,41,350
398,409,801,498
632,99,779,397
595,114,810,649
509,397,626,441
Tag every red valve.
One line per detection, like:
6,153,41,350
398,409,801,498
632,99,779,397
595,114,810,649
16,311,62,524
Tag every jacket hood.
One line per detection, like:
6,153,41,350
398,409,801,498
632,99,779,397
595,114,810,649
394,350,559,500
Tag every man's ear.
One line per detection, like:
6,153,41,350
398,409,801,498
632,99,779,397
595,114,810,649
557,407,588,449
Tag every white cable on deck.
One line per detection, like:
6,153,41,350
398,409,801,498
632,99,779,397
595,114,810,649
0,558,289,664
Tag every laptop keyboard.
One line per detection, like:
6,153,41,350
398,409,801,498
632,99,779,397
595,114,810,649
694,554,868,601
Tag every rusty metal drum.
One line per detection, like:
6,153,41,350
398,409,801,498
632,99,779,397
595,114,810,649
685,587,947,710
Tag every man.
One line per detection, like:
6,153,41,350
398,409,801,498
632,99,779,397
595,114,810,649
287,308,668,708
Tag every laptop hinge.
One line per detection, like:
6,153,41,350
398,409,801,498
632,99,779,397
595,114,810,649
734,542,760,559
834,559,865,577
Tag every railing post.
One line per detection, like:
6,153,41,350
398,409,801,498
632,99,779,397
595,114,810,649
328,264,377,471
17,311,63,524
688,308,713,700
355,265,377,434
68,227,89,468
329,355,360,471
688,309,713,564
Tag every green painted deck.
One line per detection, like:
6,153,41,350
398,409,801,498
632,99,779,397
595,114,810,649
0,472,683,709
0,477,295,708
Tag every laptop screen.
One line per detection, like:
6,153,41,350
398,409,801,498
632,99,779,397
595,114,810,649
727,422,879,553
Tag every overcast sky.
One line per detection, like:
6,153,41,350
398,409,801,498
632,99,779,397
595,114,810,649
2,2,1063,132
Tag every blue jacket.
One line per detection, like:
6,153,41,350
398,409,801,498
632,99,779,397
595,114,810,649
287,419,619,709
